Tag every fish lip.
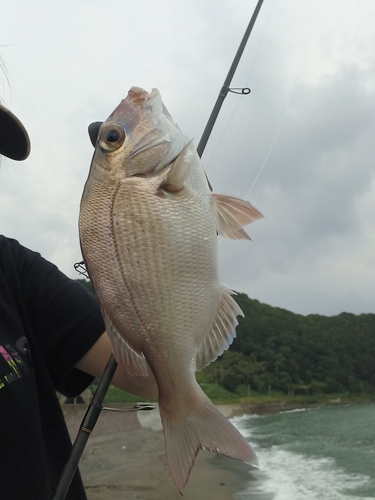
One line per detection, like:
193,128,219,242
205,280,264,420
126,87,159,107
100,87,189,173
108,88,160,135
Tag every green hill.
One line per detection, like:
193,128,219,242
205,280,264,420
198,293,375,397
76,279,375,399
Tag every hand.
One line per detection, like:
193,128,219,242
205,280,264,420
75,332,158,400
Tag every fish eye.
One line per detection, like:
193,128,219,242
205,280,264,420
99,122,126,152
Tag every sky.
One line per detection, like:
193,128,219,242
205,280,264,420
1,0,375,317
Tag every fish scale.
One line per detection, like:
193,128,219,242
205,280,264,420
111,179,218,357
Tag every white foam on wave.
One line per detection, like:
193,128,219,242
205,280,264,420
231,414,258,440
280,407,307,414
234,447,373,500
231,418,373,500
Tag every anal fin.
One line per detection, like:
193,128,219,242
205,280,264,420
104,312,151,377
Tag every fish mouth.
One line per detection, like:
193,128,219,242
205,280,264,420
106,88,156,144
110,87,161,129
106,87,190,174
115,87,171,128
127,87,158,106
125,88,171,123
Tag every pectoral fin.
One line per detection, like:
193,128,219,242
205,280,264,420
213,193,263,240
160,142,192,193
195,287,243,370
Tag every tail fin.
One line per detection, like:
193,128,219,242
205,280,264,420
160,392,258,494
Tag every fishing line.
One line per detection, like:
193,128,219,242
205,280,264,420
245,102,287,199
205,0,277,171
0,49,16,110
206,0,289,203
242,0,277,89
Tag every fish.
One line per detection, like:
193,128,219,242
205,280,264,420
79,86,262,493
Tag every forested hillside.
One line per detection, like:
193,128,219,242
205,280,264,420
76,280,375,396
200,293,375,396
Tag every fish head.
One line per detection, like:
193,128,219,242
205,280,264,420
91,87,190,180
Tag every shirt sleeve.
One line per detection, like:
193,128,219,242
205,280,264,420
10,238,106,396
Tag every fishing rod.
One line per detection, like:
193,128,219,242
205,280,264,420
54,2,265,498
197,0,264,157
52,356,118,500
52,328,155,500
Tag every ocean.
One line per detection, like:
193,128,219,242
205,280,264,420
231,403,375,500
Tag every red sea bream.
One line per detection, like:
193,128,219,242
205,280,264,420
79,87,262,493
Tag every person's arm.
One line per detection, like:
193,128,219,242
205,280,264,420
75,332,158,400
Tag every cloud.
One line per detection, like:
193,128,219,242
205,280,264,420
217,55,375,315
1,0,375,316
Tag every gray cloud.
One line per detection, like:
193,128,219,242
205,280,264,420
2,0,375,317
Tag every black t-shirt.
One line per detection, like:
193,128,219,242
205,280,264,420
0,236,105,500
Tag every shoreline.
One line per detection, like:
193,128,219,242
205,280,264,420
63,404,254,499
67,412,249,500
212,398,368,419
63,399,372,499
79,431,250,500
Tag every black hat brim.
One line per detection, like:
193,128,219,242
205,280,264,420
0,103,31,161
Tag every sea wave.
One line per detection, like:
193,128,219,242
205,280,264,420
231,408,375,500
279,407,307,414
235,446,373,500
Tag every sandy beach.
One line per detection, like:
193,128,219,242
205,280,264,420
63,404,253,500
63,399,331,499
62,398,372,499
